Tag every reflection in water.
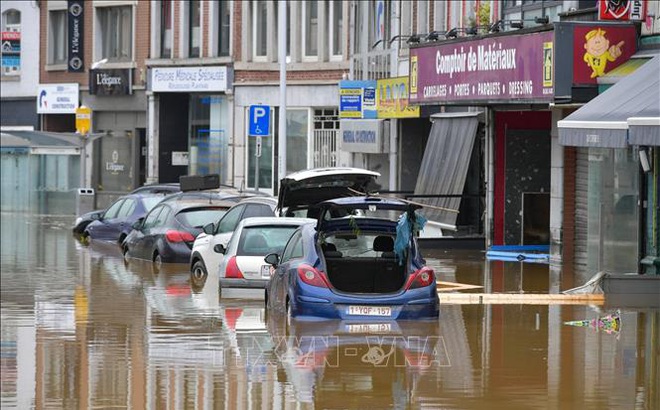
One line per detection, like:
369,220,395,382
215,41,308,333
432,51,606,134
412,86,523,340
0,214,658,409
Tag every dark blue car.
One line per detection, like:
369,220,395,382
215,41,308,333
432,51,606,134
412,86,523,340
265,196,439,321
83,194,166,243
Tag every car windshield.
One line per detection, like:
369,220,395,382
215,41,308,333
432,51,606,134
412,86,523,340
237,225,299,256
142,196,166,211
176,208,228,228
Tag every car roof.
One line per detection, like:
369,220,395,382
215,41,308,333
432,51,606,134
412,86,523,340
162,198,236,211
237,217,315,228
236,196,278,206
130,183,180,194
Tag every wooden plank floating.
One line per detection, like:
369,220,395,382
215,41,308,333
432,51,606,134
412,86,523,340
436,281,484,292
438,293,605,305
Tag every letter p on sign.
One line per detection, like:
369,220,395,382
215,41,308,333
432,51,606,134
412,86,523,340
249,105,271,137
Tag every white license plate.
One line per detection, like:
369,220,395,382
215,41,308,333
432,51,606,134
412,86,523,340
261,265,272,278
347,305,391,316
347,323,392,333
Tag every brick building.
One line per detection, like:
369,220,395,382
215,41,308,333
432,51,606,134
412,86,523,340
146,0,349,193
39,0,151,207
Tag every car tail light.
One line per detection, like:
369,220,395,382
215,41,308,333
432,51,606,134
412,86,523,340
405,267,435,290
225,256,244,279
165,230,195,243
297,264,329,288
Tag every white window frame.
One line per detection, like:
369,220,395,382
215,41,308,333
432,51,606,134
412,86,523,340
400,0,412,37
301,0,319,62
93,1,137,68
46,2,68,69
328,0,343,60
157,0,174,59
251,0,269,62
433,0,446,31
209,0,233,58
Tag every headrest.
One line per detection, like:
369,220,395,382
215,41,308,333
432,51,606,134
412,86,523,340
373,235,394,252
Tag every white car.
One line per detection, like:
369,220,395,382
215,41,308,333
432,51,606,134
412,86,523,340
217,217,315,296
190,197,277,280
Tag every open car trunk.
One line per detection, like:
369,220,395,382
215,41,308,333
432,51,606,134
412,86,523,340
323,255,406,293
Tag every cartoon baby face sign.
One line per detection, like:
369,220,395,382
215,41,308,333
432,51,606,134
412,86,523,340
583,28,624,78
572,24,637,84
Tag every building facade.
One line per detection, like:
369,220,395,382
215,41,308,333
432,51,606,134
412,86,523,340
1,1,40,129
39,0,151,208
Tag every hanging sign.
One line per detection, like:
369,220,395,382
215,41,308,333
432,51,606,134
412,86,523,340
67,0,84,72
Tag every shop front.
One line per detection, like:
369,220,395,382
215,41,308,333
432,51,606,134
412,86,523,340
147,66,231,184
84,68,146,207
559,55,659,275
233,84,340,195
409,28,556,244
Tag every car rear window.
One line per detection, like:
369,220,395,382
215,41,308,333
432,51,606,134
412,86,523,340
176,208,228,228
237,225,299,256
143,196,165,211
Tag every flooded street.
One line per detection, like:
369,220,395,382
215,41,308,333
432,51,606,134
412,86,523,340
1,213,658,409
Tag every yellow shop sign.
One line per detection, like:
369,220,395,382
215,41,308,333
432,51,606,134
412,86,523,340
376,77,420,119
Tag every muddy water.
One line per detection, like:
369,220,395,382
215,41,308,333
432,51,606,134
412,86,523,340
1,214,658,409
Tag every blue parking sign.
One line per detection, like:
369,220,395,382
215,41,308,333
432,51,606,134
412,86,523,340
248,105,271,136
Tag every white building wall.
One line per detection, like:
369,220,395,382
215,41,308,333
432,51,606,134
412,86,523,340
232,84,339,188
0,0,39,98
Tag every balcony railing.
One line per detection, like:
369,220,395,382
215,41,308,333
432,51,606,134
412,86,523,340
349,49,393,81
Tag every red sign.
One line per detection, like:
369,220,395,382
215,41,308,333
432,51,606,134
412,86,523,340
572,25,637,85
1,31,20,41
599,0,647,21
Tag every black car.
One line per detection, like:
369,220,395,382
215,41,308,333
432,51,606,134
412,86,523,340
72,183,181,235
122,198,235,268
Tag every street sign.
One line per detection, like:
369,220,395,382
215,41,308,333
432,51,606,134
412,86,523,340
76,105,92,135
248,105,271,136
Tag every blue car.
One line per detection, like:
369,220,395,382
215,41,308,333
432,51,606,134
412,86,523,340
83,193,166,243
265,196,439,321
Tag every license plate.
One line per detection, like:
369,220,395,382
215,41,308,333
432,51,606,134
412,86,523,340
347,323,392,333
261,265,272,278
347,305,391,316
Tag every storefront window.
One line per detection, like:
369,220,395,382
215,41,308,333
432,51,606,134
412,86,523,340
98,136,133,192
587,147,639,273
286,109,309,175
189,95,229,181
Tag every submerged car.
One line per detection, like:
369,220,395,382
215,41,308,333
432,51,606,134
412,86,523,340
213,217,315,296
83,193,167,243
72,183,181,235
190,197,278,278
122,199,235,268
265,196,439,320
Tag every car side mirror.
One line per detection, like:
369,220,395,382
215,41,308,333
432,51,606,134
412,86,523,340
132,217,144,230
264,253,279,267
91,212,101,221
203,223,215,235
214,244,226,254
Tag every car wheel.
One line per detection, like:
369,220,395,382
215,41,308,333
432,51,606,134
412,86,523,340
153,252,162,272
122,245,130,264
191,261,208,288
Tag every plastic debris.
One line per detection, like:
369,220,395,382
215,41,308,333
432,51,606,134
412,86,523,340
394,211,427,265
563,309,621,335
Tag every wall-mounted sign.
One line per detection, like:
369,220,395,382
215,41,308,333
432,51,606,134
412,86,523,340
376,77,420,118
339,119,385,153
172,151,189,166
75,106,91,135
339,80,377,119
409,30,555,104
67,0,84,72
572,25,637,84
150,66,228,92
1,30,21,76
90,68,132,95
37,83,79,114
599,0,647,21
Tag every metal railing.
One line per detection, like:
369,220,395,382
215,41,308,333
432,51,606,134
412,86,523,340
350,49,392,80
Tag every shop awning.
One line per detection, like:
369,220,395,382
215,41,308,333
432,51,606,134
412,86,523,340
414,112,480,229
1,130,82,154
558,55,660,148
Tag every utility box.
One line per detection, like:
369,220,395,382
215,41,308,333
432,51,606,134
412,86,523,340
76,188,95,216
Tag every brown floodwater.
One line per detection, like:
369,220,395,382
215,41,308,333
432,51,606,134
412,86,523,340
1,213,658,409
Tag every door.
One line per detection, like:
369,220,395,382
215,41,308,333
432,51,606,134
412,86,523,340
133,205,165,259
90,199,124,239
